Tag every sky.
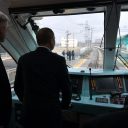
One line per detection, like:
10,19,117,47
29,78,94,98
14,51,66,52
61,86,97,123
35,12,128,44
118,12,128,37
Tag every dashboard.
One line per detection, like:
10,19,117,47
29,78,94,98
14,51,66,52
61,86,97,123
11,69,128,128
67,69,128,110
12,69,128,114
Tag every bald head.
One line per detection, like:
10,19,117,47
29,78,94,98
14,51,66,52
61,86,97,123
36,27,55,50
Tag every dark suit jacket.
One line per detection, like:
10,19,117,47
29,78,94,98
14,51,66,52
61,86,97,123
14,47,72,128
0,57,12,126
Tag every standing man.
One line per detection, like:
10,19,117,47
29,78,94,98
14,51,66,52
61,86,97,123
72,50,75,60
14,27,72,128
62,50,65,57
0,11,12,128
68,50,71,61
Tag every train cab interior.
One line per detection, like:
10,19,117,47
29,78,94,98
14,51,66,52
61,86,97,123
1,0,128,128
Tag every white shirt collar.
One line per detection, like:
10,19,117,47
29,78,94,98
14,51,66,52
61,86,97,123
38,46,51,51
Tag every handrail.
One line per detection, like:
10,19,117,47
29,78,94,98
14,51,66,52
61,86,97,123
118,54,128,69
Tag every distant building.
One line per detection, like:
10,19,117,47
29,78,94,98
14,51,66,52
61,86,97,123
95,39,102,44
61,38,78,48
94,39,104,47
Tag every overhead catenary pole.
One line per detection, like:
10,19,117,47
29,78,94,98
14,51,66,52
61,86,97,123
66,31,71,51
78,21,91,47
73,33,74,48
90,27,94,48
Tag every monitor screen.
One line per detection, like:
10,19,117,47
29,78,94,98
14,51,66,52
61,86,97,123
124,75,128,92
90,76,123,94
69,75,83,99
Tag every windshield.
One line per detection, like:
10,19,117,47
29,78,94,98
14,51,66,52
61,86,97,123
35,13,104,69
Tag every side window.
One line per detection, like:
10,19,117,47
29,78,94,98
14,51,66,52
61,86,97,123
0,46,17,88
116,11,128,70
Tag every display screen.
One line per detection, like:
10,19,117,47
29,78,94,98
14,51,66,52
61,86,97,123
69,75,83,100
90,76,123,94
124,75,128,92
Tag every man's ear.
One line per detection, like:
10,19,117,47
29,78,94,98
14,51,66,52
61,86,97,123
50,38,55,50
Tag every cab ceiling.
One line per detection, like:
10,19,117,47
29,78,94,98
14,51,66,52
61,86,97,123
9,0,128,14
9,0,113,8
